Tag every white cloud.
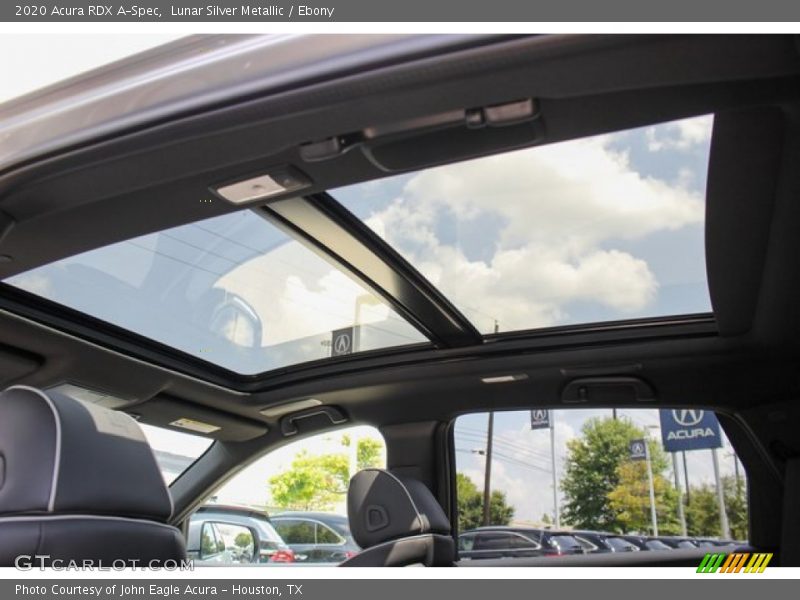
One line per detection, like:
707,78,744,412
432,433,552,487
646,116,714,152
362,121,707,332
217,241,415,349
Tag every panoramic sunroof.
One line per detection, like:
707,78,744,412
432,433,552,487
335,115,713,335
4,210,427,374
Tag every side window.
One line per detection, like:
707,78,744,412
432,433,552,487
474,532,513,551
509,534,538,549
454,408,749,561
459,534,476,551
316,523,344,544
275,520,316,544
646,540,671,551
607,537,639,552
575,537,598,552
194,425,385,565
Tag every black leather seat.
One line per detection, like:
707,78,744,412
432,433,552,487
340,468,454,567
0,385,186,567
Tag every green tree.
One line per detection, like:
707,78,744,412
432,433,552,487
234,532,252,548
561,417,679,533
356,437,384,471
268,434,385,511
269,450,350,511
686,475,748,540
340,434,385,471
456,472,515,531
608,447,681,535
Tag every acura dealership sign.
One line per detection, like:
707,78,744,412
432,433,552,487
659,409,722,452
530,409,550,430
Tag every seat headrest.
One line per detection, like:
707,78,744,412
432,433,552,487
0,386,172,521
347,469,451,548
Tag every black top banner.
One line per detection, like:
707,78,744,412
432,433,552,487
3,0,800,21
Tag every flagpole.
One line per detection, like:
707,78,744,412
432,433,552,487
672,452,688,536
645,440,658,536
711,447,731,539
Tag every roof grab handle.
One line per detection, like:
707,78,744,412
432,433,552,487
280,405,348,437
561,376,657,404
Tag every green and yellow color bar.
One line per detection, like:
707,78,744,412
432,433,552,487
697,552,773,573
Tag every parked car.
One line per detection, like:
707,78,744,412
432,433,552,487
655,536,699,549
271,512,360,563
572,531,641,553
459,527,586,560
188,505,295,564
692,538,739,548
619,535,675,552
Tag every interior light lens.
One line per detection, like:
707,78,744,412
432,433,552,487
480,374,529,384
214,167,311,205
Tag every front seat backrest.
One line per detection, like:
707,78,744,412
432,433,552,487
0,385,186,567
340,468,454,567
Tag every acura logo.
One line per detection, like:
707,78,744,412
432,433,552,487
631,441,646,456
531,410,548,423
672,409,704,427
334,333,352,354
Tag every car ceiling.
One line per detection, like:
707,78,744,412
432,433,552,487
1,33,800,477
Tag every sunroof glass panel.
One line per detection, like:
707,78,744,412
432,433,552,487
334,115,713,334
4,210,427,374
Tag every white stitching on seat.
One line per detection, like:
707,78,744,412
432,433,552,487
0,514,181,532
343,533,436,555
5,386,62,513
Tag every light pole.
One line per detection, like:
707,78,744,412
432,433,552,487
481,320,499,527
550,412,560,528
482,411,494,526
